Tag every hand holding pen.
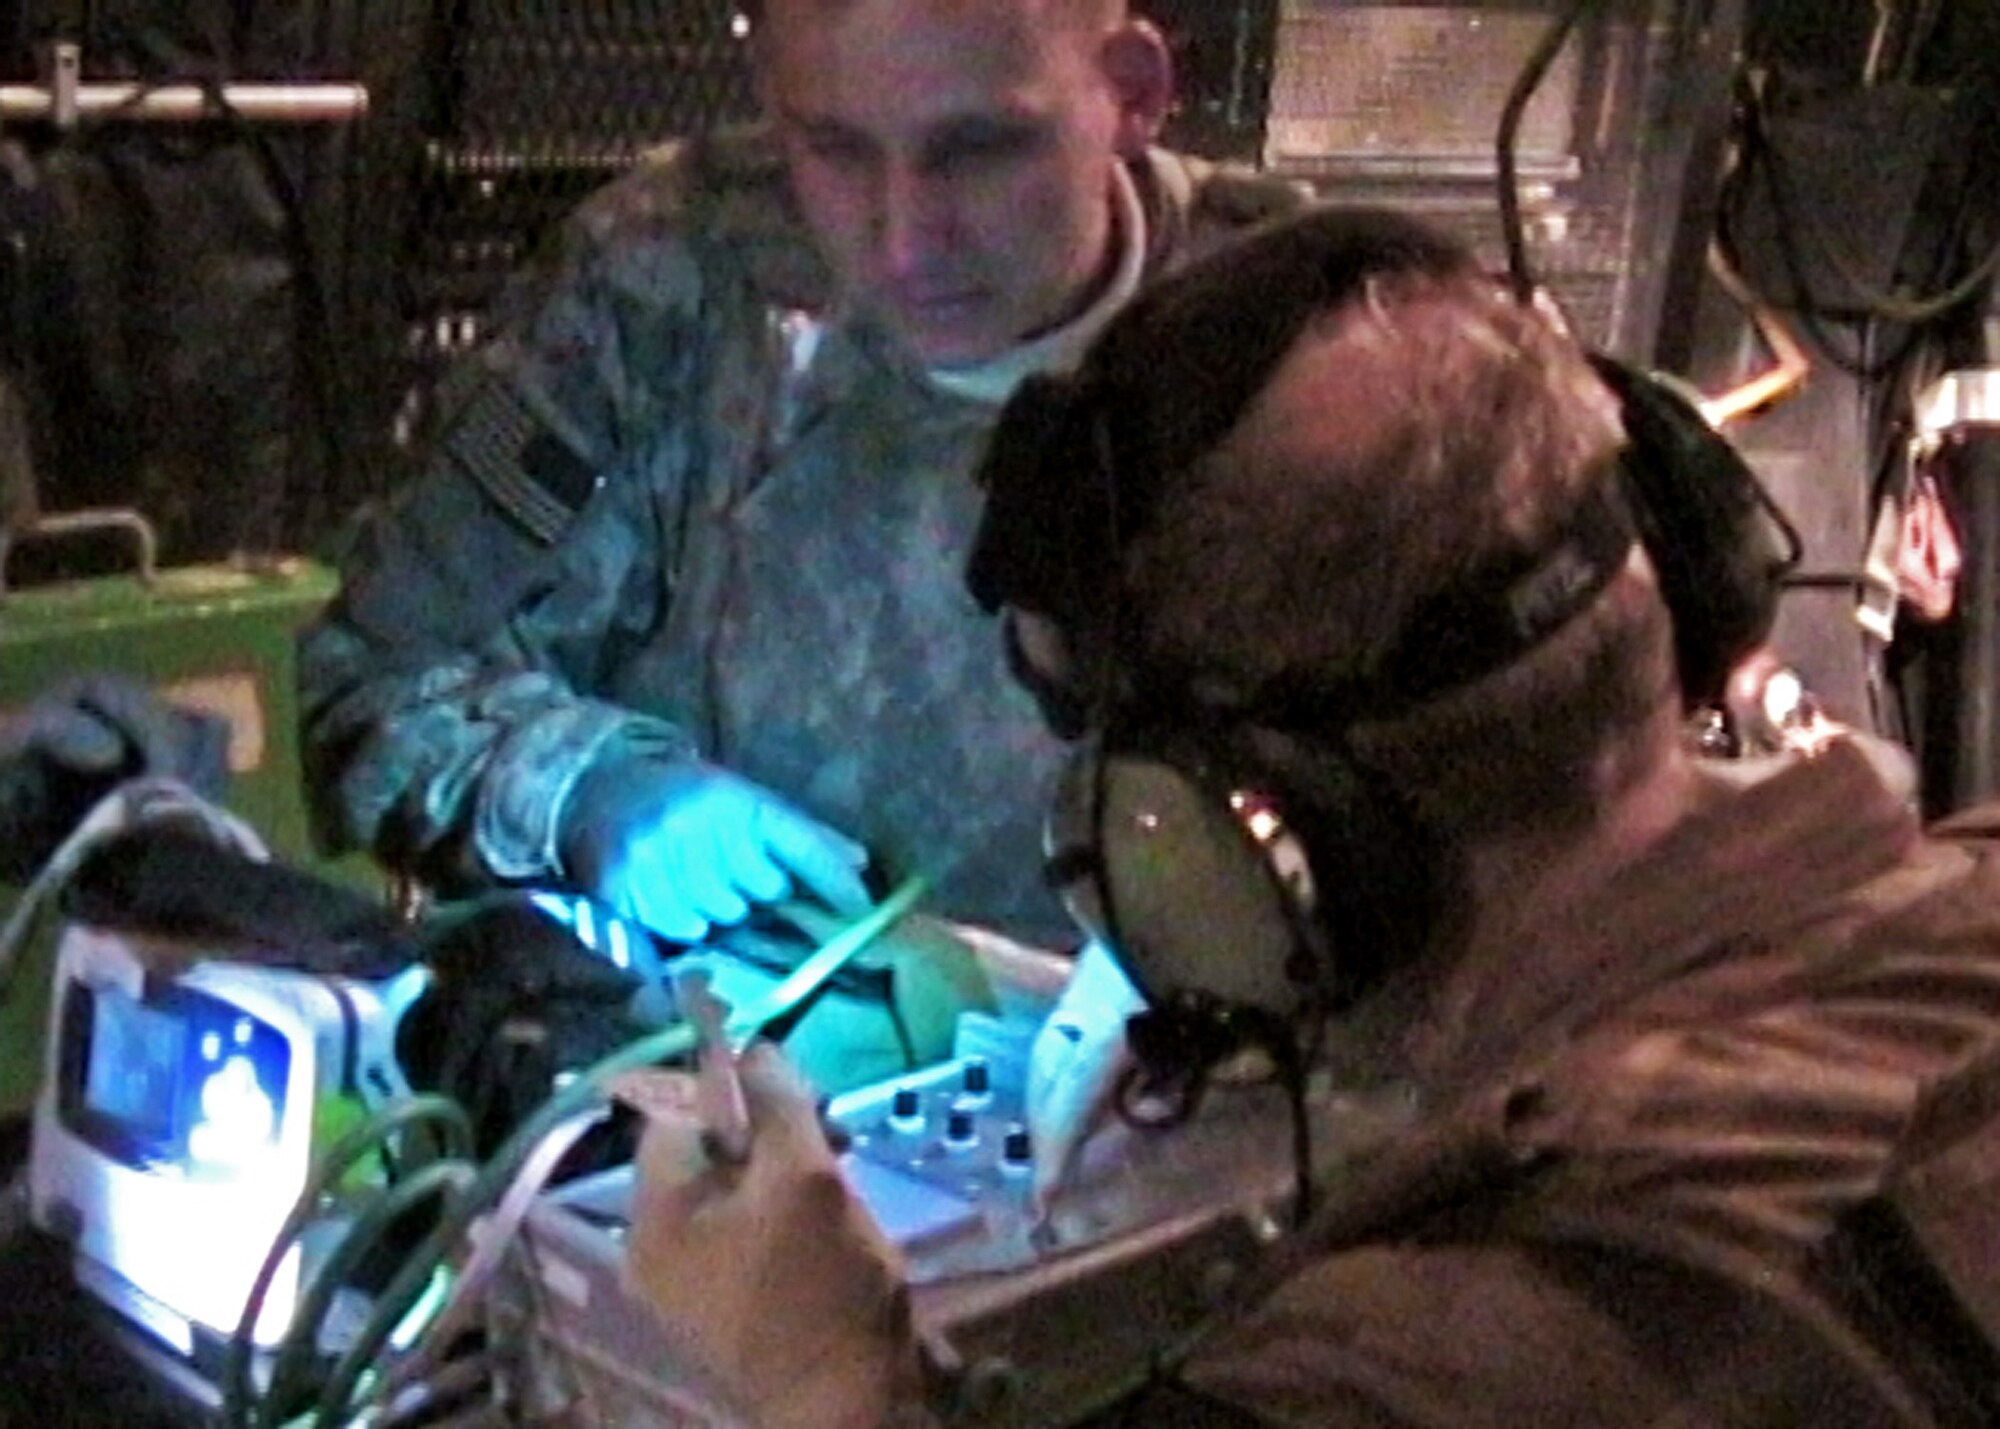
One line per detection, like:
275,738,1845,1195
619,985,919,1429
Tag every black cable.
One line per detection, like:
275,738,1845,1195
1716,127,1920,381
884,993,919,1071
1896,0,1948,84
1497,0,1603,303
1278,1031,1316,1226
1734,73,2000,334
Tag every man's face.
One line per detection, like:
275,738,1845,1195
758,0,1160,367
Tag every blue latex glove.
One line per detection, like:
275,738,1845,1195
559,756,873,944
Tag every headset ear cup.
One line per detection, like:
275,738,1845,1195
1591,358,1797,705
1060,730,1309,1016
1072,720,1438,1020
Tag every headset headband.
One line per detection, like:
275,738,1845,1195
1205,467,1639,733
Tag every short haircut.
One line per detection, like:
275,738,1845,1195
1126,269,1626,693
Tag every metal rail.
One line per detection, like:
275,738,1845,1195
0,42,366,130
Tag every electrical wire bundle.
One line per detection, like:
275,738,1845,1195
1705,1,2000,738
1716,28,1999,377
217,876,928,1428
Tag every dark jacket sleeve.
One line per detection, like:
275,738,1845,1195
1172,1239,1937,1429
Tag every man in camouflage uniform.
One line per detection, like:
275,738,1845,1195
624,209,2000,1427
299,0,1305,953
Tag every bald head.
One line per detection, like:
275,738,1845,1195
1126,270,1627,697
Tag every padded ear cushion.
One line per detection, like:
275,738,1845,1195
1074,720,1437,1018
1592,358,1798,705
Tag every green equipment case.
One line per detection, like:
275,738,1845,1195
0,511,369,1115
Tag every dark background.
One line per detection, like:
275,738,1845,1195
0,3,1996,1422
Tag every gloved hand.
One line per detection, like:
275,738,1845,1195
559,755,873,944
621,1042,921,1429
1024,939,1145,1214
0,673,231,881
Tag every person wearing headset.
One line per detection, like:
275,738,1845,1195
623,207,2000,1428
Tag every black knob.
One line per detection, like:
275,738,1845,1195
962,1058,991,1095
1002,1125,1032,1165
891,1086,922,1120
945,1107,977,1145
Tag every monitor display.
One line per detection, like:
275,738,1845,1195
83,989,187,1146
60,977,292,1172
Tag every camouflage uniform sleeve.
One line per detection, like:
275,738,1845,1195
299,157,711,889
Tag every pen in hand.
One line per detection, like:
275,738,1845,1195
676,968,753,1166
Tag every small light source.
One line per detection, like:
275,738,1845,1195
1760,667,1806,729
187,1056,278,1168
530,890,634,969
1230,792,1284,846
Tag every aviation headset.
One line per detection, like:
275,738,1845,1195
965,206,1801,1097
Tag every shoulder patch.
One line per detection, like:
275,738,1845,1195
444,382,605,546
